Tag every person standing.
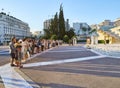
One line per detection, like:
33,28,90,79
15,41,23,68
9,37,16,66
21,38,29,62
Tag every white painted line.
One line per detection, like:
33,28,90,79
24,56,105,67
0,64,37,88
59,48,84,49
0,53,9,55
48,50,88,53
90,49,104,56
0,50,8,53
0,46,55,88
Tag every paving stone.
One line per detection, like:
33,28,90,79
19,46,120,88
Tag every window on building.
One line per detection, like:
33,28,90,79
0,14,2,18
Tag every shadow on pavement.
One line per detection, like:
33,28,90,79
23,57,120,78
38,83,85,88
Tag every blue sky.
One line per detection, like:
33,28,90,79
0,0,120,32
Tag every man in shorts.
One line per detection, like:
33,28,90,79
9,37,16,66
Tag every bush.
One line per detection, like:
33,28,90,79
77,40,86,42
51,35,57,40
98,40,105,44
63,35,69,43
98,40,109,44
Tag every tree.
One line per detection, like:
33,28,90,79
59,4,66,40
89,29,96,34
51,34,57,40
63,35,69,43
82,27,87,32
44,13,59,39
34,35,37,39
66,28,75,39
43,4,66,40
49,19,55,35
54,13,59,35
43,28,51,39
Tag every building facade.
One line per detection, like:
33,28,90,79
0,12,31,44
97,26,120,44
73,22,90,40
65,19,70,31
90,24,98,30
43,19,52,29
32,31,43,38
73,22,80,35
73,22,90,35
98,20,114,27
114,18,120,27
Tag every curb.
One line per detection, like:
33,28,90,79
13,47,56,88
0,76,5,88
15,68,40,88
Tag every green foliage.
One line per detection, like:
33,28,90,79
54,13,59,35
98,40,105,44
34,35,37,39
82,27,87,32
77,40,86,42
89,29,97,34
43,4,66,40
98,40,109,44
63,35,69,43
72,35,77,39
40,35,46,39
51,34,57,40
43,29,51,39
59,4,66,40
66,28,75,39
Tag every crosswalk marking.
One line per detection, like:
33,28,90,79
24,56,105,68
